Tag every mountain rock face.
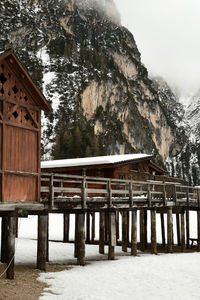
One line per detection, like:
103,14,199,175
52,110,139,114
0,0,186,171
152,77,200,185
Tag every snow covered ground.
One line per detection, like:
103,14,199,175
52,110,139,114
1,213,200,300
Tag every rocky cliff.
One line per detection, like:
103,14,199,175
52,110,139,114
0,0,184,170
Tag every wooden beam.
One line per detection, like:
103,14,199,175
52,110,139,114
116,211,119,240
151,209,157,254
37,214,48,271
131,209,137,256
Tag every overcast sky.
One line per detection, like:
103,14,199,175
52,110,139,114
114,0,200,97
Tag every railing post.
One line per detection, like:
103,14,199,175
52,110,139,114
129,177,133,208
82,173,87,209
49,174,54,209
173,185,177,206
107,180,112,208
186,188,189,206
148,184,151,207
197,188,200,207
162,184,166,206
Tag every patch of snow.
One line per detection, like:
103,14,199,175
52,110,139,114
41,153,153,169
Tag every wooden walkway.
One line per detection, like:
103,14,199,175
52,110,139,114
0,173,200,279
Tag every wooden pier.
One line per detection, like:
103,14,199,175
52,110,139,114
1,173,200,279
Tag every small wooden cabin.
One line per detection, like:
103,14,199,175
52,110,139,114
41,154,173,182
0,49,51,203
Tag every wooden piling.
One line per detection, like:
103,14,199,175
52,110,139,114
1,217,8,263
197,210,200,252
167,207,173,253
99,212,105,254
91,212,95,243
131,209,137,256
176,213,181,246
181,212,185,252
76,213,86,266
144,210,147,249
186,210,190,249
74,214,78,258
116,211,119,240
140,210,147,251
6,216,16,280
160,213,165,247
122,211,128,252
63,213,70,243
151,209,157,254
108,212,116,260
46,214,49,262
86,212,91,244
37,214,48,271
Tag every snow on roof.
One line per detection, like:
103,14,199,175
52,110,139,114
41,154,153,169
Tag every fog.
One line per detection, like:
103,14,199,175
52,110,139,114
114,0,200,96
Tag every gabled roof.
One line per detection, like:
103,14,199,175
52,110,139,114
0,48,52,113
41,154,153,169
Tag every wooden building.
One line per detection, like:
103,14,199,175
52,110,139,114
41,153,182,183
0,49,51,203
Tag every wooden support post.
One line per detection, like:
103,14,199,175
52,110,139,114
140,210,145,251
151,209,157,254
46,214,49,262
37,214,48,271
197,210,200,252
99,212,105,254
181,212,185,252
1,217,8,263
105,212,109,244
176,213,181,246
108,212,116,260
76,213,86,266
74,214,78,258
116,211,119,240
91,212,95,243
167,207,173,253
63,213,70,243
15,217,18,238
86,212,91,244
122,211,128,252
131,209,137,256
160,213,165,247
6,216,16,280
144,210,147,248
186,210,190,249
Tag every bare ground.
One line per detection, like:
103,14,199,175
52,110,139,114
0,263,71,300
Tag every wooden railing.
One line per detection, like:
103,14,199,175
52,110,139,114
40,173,200,209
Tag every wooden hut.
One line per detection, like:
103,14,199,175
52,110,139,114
0,49,51,203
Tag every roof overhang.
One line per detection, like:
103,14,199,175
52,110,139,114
0,49,52,113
